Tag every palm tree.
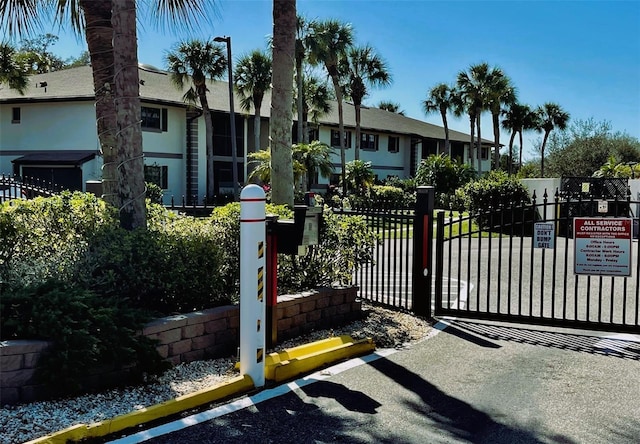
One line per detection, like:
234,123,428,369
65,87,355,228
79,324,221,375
536,102,570,177
297,73,333,143
457,63,498,175
165,39,227,201
234,49,272,153
113,0,146,229
307,19,354,196
2,0,213,228
484,67,516,169
423,83,454,155
0,42,29,94
376,101,405,115
295,15,313,144
450,86,477,171
341,44,391,161
293,141,335,192
501,103,538,173
343,159,375,196
270,0,296,207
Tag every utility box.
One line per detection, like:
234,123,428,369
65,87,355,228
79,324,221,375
274,205,323,255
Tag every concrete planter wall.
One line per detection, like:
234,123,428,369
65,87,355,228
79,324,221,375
0,287,360,405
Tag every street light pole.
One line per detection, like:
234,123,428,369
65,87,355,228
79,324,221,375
215,35,239,199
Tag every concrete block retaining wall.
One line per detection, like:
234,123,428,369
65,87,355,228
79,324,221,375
0,287,360,405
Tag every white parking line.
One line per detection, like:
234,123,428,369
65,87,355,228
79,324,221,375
108,349,398,444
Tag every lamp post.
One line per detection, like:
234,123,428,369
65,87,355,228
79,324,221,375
214,35,239,199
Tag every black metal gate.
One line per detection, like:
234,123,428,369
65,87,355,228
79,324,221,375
336,187,435,315
434,189,640,333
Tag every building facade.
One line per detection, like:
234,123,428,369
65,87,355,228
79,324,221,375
0,65,493,204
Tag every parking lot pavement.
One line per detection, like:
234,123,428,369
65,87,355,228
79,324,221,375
111,319,640,444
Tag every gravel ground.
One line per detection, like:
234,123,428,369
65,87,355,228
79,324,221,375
0,303,431,444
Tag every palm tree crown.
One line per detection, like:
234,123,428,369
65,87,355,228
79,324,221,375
341,44,391,160
536,102,570,176
166,39,227,200
501,103,539,172
377,101,405,115
307,18,353,195
423,83,455,154
234,49,271,151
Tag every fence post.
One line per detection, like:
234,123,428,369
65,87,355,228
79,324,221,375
412,186,435,317
239,184,266,387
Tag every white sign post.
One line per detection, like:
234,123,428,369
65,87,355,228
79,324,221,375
574,217,632,277
239,184,266,387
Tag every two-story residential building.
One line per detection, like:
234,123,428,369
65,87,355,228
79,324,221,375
0,65,493,204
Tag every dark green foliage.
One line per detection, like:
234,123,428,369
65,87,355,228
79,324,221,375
0,280,168,395
210,203,293,298
545,118,640,177
278,208,379,292
456,171,533,231
145,182,164,204
415,154,476,208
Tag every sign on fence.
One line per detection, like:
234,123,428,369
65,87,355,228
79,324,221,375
534,222,555,249
574,217,632,277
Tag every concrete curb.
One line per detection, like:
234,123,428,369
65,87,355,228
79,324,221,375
25,335,374,444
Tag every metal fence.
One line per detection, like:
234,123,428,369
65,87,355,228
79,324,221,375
0,175,57,202
434,190,640,333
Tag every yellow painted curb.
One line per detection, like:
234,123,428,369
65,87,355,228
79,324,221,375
24,374,254,444
265,335,375,382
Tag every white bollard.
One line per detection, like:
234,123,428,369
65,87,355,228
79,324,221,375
239,184,266,387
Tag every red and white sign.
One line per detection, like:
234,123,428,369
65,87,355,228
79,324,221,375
574,217,632,276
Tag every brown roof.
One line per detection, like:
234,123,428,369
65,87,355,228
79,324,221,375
1,66,490,144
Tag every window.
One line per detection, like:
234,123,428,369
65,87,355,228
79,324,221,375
388,136,400,153
480,146,489,160
11,107,20,124
141,106,168,132
361,132,378,151
144,164,168,189
331,129,352,148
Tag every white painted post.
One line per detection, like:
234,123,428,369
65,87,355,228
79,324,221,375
239,184,266,387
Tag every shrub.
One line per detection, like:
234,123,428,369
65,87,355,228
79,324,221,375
457,171,533,231
0,192,118,290
210,203,293,298
278,207,379,292
0,280,167,395
145,182,164,204
415,154,476,208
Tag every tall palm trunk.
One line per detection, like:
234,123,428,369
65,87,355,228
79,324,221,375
112,0,146,229
354,103,361,161
492,111,501,169
270,0,296,207
518,130,524,169
440,108,450,155
296,45,304,143
507,130,516,175
468,114,475,170
198,87,215,200
254,99,262,152
80,0,117,209
540,131,550,177
331,74,347,196
476,111,482,175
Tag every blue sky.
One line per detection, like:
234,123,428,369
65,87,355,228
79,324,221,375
41,0,640,159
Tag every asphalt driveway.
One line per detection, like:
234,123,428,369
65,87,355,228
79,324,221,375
116,319,640,444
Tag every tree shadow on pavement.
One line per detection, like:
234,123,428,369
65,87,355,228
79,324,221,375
447,320,640,360
368,357,577,444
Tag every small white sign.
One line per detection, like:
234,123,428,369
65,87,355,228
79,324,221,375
534,222,555,249
598,200,608,213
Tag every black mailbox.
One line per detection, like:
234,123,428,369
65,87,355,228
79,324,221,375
274,205,322,255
